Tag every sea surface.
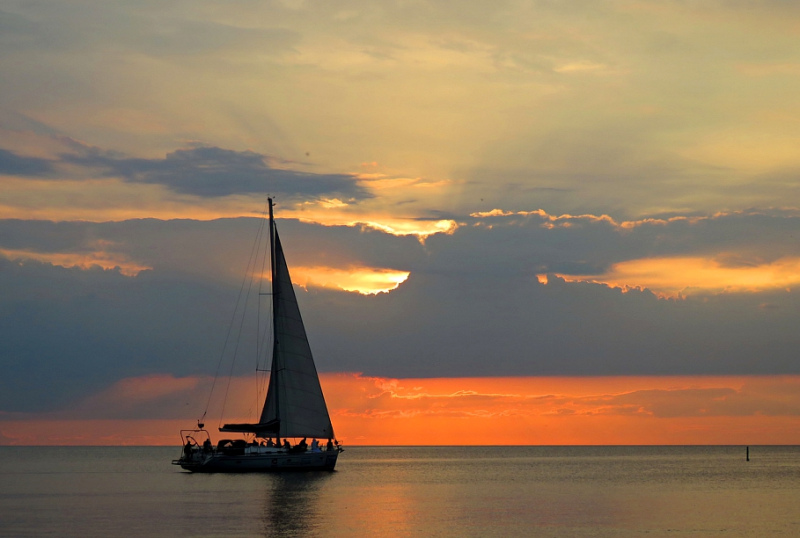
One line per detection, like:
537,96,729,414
0,445,798,537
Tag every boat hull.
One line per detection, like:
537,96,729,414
172,450,339,473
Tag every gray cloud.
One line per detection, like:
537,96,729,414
305,271,800,378
61,145,370,200
0,148,53,176
0,255,236,412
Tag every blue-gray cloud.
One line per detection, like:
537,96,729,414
0,256,235,412
62,145,370,200
0,148,53,176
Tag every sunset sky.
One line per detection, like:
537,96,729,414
2,0,800,445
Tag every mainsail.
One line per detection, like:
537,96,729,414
221,199,335,440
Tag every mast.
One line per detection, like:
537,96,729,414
268,197,280,442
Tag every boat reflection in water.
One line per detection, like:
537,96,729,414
262,473,334,534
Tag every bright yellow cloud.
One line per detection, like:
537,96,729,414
544,256,800,298
292,265,410,295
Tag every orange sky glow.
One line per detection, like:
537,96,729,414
0,247,152,277
2,374,797,446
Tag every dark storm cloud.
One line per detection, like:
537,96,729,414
0,148,52,176
62,146,370,200
3,209,800,413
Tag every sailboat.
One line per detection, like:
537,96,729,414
173,198,342,472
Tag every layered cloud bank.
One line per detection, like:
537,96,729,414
3,208,800,418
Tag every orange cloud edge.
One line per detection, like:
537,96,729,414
2,374,798,446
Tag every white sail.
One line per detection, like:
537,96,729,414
219,199,335,440
258,227,335,439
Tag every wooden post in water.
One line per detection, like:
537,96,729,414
746,446,750,462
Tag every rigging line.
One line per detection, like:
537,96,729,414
220,203,270,426
221,218,268,426
204,199,271,427
255,203,272,418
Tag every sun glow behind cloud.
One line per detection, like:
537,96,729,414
295,214,457,239
292,265,410,295
291,200,458,238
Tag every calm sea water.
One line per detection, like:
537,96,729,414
0,446,798,537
